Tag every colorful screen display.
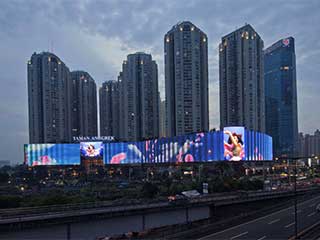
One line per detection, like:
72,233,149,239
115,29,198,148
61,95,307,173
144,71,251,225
24,144,80,166
104,131,223,164
246,130,273,161
80,142,103,161
80,142,104,169
224,127,246,161
24,128,273,166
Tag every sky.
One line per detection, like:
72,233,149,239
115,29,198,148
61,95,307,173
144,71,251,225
0,0,319,165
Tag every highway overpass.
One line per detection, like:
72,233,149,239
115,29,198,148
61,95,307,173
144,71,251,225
198,194,320,240
0,188,319,239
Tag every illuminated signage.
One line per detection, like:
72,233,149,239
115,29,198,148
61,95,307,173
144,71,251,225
282,38,290,47
224,127,246,161
73,136,115,142
25,129,273,166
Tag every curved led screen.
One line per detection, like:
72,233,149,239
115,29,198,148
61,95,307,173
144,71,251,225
24,144,80,166
24,128,273,166
223,127,245,161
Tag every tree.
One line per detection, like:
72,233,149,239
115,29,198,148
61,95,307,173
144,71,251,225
163,177,172,194
0,195,21,208
141,182,159,198
215,162,234,178
0,172,9,184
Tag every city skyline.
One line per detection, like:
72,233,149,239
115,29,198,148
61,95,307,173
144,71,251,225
28,52,98,144
0,0,320,164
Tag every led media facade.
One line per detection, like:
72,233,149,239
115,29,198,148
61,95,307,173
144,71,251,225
24,144,80,166
80,142,104,161
104,132,224,164
224,127,246,161
80,142,104,169
24,128,273,166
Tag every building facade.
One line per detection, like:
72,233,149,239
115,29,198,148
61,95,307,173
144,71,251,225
99,80,120,138
28,52,71,143
264,37,298,157
70,71,98,139
159,99,166,138
219,24,265,132
298,130,320,158
119,52,159,141
165,21,209,137
25,127,273,166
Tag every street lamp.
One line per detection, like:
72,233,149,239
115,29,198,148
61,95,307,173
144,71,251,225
293,158,298,238
278,155,316,239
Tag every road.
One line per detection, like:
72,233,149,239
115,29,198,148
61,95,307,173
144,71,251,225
0,189,304,224
199,194,320,240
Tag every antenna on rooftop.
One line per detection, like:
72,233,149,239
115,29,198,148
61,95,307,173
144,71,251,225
50,41,54,53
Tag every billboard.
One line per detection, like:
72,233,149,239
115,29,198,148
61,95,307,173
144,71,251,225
80,142,104,160
24,128,273,166
24,144,80,166
104,132,221,164
223,127,246,161
80,142,104,168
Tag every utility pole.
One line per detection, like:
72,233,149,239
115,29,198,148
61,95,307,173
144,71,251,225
262,161,265,182
288,159,291,185
129,167,133,182
278,156,315,239
293,159,297,239
67,223,71,240
198,164,203,182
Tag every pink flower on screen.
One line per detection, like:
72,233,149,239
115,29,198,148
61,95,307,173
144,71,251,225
145,141,150,151
184,154,194,162
111,153,126,164
32,161,40,166
40,156,51,165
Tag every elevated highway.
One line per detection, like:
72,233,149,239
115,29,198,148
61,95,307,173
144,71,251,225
0,187,318,239
0,188,317,225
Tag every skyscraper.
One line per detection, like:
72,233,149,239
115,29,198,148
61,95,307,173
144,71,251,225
298,131,320,158
28,52,71,143
264,37,298,157
70,71,98,139
99,80,120,138
219,24,265,132
118,52,159,141
165,21,209,137
159,99,166,138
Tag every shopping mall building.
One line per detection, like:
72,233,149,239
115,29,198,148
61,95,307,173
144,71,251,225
24,127,273,167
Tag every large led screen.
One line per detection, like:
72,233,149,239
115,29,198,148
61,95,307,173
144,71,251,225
80,142,104,169
25,128,273,166
104,132,222,164
224,127,246,161
24,144,80,166
80,142,103,160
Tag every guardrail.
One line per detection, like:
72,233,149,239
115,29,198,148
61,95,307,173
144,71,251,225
189,187,318,206
0,201,171,224
288,220,320,240
0,198,153,218
0,187,318,224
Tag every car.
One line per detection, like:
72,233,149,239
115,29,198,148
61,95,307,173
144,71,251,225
181,190,201,198
168,194,188,204
316,203,320,212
